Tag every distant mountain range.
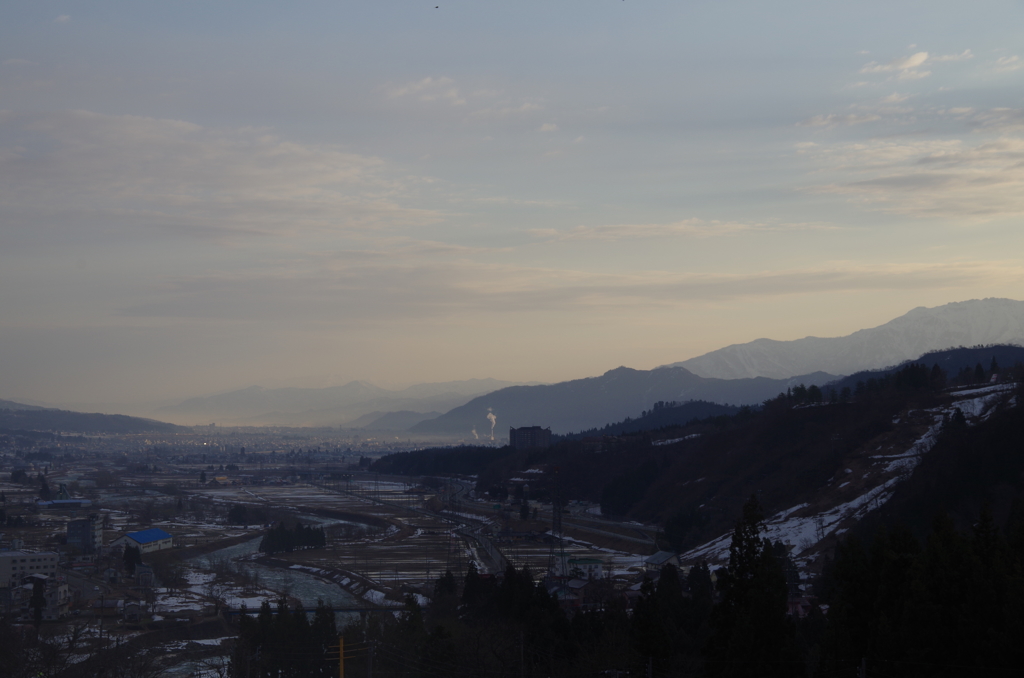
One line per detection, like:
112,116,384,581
409,366,835,437
10,298,1023,436
666,298,1024,380
0,399,46,411
0,405,183,434
155,378,530,427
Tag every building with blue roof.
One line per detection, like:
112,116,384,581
112,528,174,554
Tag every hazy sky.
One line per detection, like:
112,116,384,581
2,1,1024,409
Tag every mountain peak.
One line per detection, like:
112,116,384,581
666,298,1024,380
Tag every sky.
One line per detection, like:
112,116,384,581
2,1,1024,412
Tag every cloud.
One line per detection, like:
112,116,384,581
994,55,1022,73
861,51,929,74
879,92,911,104
932,49,973,62
532,219,833,242
859,51,935,80
116,254,1024,322
895,69,931,81
387,76,465,105
540,122,558,132
0,110,441,242
797,113,881,128
967,107,1024,132
54,15,70,23
469,102,543,119
803,135,1024,220
858,49,973,82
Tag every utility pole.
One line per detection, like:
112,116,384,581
858,657,866,678
367,640,373,678
338,635,344,678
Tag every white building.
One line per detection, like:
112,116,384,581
112,528,174,554
0,550,59,589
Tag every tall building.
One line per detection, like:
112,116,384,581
0,551,59,588
67,514,103,554
509,426,552,450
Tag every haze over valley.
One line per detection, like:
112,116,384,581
4,3,1024,676
51,298,1019,438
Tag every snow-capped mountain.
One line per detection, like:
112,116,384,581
666,298,1024,379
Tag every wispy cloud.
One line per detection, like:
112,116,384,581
932,49,974,62
387,76,465,105
539,122,558,132
994,55,1022,72
804,135,1024,220
858,49,972,81
860,51,930,79
469,102,543,119
0,110,440,242
53,15,71,24
798,113,881,128
967,107,1024,132
117,256,1024,322
531,219,833,242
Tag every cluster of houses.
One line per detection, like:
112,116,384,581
0,519,174,624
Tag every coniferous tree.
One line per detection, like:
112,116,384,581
122,544,142,575
706,494,797,678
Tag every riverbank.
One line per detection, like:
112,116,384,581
256,556,406,608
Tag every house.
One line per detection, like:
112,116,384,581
12,574,69,621
643,551,679,573
124,600,143,622
112,528,173,554
566,557,606,580
135,564,154,588
548,578,591,610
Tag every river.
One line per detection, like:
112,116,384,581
165,517,370,677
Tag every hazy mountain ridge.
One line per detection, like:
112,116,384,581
668,298,1024,379
409,366,836,436
0,398,47,411
0,407,184,434
156,378,530,426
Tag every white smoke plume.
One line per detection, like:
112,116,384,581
471,427,479,440
486,409,497,441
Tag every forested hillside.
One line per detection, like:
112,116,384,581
376,348,1024,567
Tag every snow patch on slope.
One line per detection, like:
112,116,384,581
682,383,1018,564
